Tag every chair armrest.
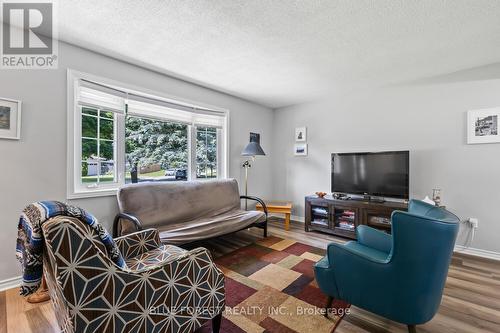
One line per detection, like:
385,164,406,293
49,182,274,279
327,242,391,266
113,213,142,237
122,247,226,319
240,195,268,216
356,225,392,253
114,228,161,259
130,247,216,273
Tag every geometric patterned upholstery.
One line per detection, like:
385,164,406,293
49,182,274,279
41,216,225,333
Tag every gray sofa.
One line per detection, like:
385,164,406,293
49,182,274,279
113,178,268,244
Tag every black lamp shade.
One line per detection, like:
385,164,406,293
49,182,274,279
242,142,266,156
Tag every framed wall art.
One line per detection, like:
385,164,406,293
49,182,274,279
0,98,22,140
467,107,500,144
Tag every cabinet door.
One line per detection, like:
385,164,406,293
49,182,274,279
363,208,394,234
330,204,358,239
308,199,330,230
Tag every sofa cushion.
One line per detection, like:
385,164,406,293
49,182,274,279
117,179,241,229
158,209,266,244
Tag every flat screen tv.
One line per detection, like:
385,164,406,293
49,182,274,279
331,151,409,199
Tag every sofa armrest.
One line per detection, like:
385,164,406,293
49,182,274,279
114,228,161,259
240,195,268,216
113,213,142,237
356,225,392,253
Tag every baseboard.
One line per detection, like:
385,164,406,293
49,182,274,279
454,245,500,261
0,276,21,292
268,213,305,223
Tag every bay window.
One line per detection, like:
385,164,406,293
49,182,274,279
68,70,228,198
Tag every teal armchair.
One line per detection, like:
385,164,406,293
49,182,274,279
314,200,459,332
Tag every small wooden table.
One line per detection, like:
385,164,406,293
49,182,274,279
256,201,293,230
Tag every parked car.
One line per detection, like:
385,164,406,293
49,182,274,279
175,169,187,180
164,169,176,180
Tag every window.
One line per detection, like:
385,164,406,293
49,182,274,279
68,71,228,198
125,116,188,183
196,126,218,179
81,107,117,185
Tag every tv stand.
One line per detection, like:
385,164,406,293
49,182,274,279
305,195,407,239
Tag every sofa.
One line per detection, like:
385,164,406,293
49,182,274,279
42,215,225,333
314,200,459,333
113,178,268,244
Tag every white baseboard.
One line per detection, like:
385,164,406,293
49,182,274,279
0,276,21,292
454,245,500,261
268,213,304,223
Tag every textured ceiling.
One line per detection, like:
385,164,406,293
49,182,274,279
54,0,500,108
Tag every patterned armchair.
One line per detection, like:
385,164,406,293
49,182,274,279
41,216,225,333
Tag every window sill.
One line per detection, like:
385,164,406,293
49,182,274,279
67,188,118,200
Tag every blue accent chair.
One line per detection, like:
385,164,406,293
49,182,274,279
314,200,459,333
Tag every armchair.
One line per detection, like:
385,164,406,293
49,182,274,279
314,200,459,332
42,215,225,333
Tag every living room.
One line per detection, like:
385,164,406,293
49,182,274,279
1,1,499,333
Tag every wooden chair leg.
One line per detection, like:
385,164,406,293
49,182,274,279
408,324,417,333
324,296,333,317
212,312,222,333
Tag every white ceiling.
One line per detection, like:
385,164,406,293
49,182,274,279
56,0,500,108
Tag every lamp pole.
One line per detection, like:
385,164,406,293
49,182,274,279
241,132,265,210
242,159,252,210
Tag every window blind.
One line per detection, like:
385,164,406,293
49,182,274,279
127,94,225,128
77,80,126,114
77,79,226,127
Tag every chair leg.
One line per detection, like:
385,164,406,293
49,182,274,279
263,221,268,238
212,312,222,333
408,324,417,333
324,296,333,317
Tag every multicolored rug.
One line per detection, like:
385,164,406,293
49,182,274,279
197,236,350,333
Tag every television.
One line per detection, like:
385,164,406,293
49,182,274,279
331,151,409,199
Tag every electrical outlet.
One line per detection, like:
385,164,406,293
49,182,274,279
468,218,479,228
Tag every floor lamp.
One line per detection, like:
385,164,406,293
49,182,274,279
241,133,266,210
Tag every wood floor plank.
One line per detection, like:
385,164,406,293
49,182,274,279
0,290,7,333
1,219,499,333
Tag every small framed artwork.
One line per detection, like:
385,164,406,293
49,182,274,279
0,98,22,140
295,127,307,142
294,143,308,156
467,108,500,144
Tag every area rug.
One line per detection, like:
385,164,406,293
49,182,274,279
197,236,350,333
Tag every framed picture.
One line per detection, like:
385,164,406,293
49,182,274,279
467,108,500,144
294,143,308,156
0,98,22,140
295,127,306,142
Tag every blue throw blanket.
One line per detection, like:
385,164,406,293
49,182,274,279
16,201,126,296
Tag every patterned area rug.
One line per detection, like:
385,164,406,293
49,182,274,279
197,236,350,333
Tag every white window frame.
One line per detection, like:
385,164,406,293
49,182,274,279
67,69,229,199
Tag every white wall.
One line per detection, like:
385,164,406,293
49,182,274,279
0,42,274,282
272,71,500,254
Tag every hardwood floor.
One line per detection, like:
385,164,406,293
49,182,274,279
1,218,499,333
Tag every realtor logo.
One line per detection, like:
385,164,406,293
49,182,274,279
1,1,58,69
